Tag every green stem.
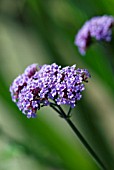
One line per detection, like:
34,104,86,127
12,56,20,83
50,104,62,116
67,107,72,117
51,104,107,170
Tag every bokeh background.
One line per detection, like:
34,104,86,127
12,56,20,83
0,0,114,170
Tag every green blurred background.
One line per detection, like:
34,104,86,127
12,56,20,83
0,0,114,169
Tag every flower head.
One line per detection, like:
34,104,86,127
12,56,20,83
10,63,90,118
75,15,114,55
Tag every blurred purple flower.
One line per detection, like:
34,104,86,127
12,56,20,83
10,63,90,118
74,15,114,55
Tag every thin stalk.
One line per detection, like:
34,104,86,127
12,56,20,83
50,104,62,117
67,107,72,117
65,118,107,170
51,104,107,170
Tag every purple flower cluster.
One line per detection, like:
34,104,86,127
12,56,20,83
75,15,114,55
10,63,90,118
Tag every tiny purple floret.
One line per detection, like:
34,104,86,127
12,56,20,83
10,63,90,118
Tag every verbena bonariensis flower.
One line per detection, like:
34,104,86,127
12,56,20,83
10,63,90,118
75,15,114,55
